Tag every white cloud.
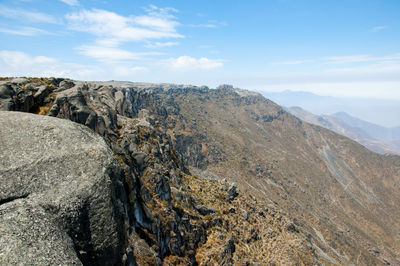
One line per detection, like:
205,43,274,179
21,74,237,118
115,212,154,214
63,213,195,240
165,56,223,70
144,41,178,48
59,0,79,6
65,7,183,46
0,50,108,79
370,25,388,32
0,50,70,77
0,51,56,68
65,5,183,64
0,26,49,36
77,45,162,62
133,15,177,32
0,50,149,80
0,5,58,24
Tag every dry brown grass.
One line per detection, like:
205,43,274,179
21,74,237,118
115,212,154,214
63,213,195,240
38,106,51,115
180,173,315,265
161,87,400,265
36,92,56,115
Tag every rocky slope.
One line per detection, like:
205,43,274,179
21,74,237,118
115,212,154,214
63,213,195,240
1,77,399,265
0,78,322,265
159,85,400,265
287,106,400,155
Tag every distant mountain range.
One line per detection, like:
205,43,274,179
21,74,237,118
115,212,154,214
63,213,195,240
261,90,400,128
286,106,400,155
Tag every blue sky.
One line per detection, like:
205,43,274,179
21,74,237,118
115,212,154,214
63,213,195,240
1,0,400,100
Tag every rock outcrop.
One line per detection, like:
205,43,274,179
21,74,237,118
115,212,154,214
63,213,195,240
0,111,125,265
0,109,212,265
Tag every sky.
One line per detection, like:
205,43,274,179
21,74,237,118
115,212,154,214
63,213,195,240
1,0,400,100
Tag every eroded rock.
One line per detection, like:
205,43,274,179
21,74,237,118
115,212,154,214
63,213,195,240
0,111,126,265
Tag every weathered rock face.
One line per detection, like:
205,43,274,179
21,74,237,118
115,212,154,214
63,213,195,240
0,111,125,265
0,78,58,114
0,80,227,265
0,111,212,265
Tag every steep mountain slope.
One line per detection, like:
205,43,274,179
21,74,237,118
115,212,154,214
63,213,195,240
287,106,400,155
1,78,399,265
129,84,400,265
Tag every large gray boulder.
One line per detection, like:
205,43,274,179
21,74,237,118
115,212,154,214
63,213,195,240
0,111,126,265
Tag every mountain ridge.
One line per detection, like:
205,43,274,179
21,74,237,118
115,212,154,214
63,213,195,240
261,90,400,128
287,106,400,155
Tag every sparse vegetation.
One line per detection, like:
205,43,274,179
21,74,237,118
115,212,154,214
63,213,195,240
180,173,315,265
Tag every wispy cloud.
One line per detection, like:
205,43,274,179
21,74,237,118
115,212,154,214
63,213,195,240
188,24,217,28
245,60,400,87
0,50,56,67
77,45,162,62
323,55,373,64
0,50,74,78
275,59,315,65
144,41,178,48
323,54,400,64
208,20,228,27
0,26,49,36
274,53,400,66
143,5,178,18
65,6,183,47
188,20,227,28
59,0,79,6
0,50,149,80
370,25,388,32
251,53,400,99
165,56,223,70
0,5,58,24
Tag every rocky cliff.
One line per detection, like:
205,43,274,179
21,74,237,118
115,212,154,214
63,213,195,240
1,77,399,265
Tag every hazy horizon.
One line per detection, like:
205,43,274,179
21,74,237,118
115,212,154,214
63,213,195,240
260,89,400,128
